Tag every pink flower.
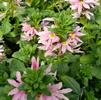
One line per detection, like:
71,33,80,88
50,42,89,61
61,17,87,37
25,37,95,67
39,82,72,100
53,26,84,54
41,17,55,28
15,0,22,6
38,43,55,57
31,56,56,76
53,40,73,54
67,0,99,19
69,26,84,45
68,0,99,14
8,71,27,100
37,27,59,49
53,39,75,54
37,27,59,56
31,56,39,70
21,22,37,41
44,64,57,77
82,10,94,20
72,12,81,19
72,10,94,20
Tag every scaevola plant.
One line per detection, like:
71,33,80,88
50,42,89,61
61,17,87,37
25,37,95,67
21,20,84,57
8,56,72,100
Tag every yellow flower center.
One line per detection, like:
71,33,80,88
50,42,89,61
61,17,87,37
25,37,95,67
62,41,66,45
49,33,56,39
69,33,75,39
80,0,83,4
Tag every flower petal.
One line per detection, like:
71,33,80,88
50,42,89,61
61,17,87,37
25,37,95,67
31,56,39,70
12,92,22,100
16,71,22,83
55,93,69,100
49,82,62,91
8,88,19,96
8,79,19,87
20,93,27,100
59,88,72,94
45,64,52,75
51,96,59,100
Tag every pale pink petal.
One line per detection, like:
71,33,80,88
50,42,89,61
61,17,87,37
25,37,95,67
38,45,47,50
52,36,60,43
78,4,82,14
8,88,19,96
8,79,19,87
46,39,52,50
45,64,52,75
31,56,39,70
83,3,90,9
72,13,80,19
51,96,59,100
74,26,81,32
66,45,73,53
61,45,67,54
45,50,55,57
12,92,21,100
55,93,69,100
36,57,39,69
16,71,22,83
22,23,31,32
75,37,83,43
53,43,61,51
50,82,62,91
20,93,27,100
39,95,45,100
39,95,51,100
59,88,72,94
71,5,78,10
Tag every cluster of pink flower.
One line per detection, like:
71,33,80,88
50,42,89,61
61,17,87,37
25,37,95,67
66,0,99,19
21,22,84,56
21,22,37,41
37,26,84,56
8,56,72,100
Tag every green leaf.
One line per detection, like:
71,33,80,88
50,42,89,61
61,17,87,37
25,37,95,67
0,61,9,84
27,93,35,100
9,58,25,73
0,19,12,34
85,91,95,100
42,75,54,85
42,87,51,96
61,75,81,95
80,55,93,64
12,44,37,62
92,67,101,79
0,85,11,100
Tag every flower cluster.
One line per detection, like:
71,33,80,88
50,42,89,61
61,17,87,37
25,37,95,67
21,21,84,56
8,56,72,100
66,0,99,19
21,22,38,41
38,26,84,56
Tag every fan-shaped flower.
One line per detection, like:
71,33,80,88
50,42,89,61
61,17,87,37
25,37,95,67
39,82,72,100
21,22,37,41
67,0,99,19
8,71,27,100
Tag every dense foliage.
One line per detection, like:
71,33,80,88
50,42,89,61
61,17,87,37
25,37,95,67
0,0,101,100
